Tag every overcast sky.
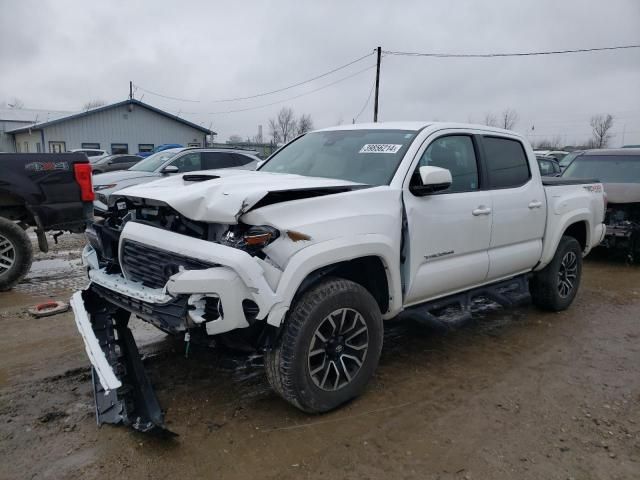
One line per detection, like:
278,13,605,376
1,0,639,145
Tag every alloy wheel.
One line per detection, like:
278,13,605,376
0,234,16,277
307,308,369,391
557,251,578,298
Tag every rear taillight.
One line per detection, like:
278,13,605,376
74,163,95,201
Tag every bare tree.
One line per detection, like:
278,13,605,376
268,118,280,143
500,109,519,130
483,113,498,127
297,113,314,135
590,114,614,148
83,99,106,110
7,97,25,109
227,134,243,144
269,107,297,143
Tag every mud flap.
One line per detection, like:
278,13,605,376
82,288,176,436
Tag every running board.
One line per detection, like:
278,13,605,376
84,289,175,436
400,275,530,326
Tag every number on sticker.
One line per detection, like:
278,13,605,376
359,144,403,154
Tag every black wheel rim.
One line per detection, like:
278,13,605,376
557,251,578,298
0,234,16,277
307,308,369,391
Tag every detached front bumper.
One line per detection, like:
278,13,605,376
70,288,172,434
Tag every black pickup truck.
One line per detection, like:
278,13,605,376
0,153,94,290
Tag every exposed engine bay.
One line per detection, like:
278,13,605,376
603,202,640,262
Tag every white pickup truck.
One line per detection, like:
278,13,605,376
71,122,606,433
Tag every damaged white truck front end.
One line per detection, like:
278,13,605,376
72,167,403,433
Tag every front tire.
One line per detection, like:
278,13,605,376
530,235,582,311
0,217,33,291
265,277,383,413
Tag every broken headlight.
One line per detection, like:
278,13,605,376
221,225,279,253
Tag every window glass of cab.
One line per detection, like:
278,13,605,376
483,137,530,188
414,135,479,193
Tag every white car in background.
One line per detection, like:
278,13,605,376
534,150,570,162
70,148,109,161
92,147,260,213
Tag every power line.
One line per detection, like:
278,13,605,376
180,64,376,115
134,51,374,104
383,44,640,58
354,79,376,122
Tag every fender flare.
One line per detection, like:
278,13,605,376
266,234,402,326
536,209,592,270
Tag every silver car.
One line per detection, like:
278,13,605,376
91,154,143,174
92,148,260,213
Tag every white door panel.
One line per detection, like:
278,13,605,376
488,239,543,279
488,181,546,278
404,191,492,303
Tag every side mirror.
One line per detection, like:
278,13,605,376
411,166,452,196
162,165,179,174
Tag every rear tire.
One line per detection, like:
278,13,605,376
0,217,33,291
265,277,383,413
530,235,582,311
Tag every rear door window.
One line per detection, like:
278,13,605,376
203,152,240,169
483,137,531,188
233,153,255,166
113,155,135,164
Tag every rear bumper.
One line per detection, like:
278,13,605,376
31,201,93,232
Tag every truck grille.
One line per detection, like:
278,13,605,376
121,240,216,289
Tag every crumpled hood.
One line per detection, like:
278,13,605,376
115,169,365,223
93,169,159,186
603,183,640,204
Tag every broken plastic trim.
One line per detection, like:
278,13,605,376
82,288,176,436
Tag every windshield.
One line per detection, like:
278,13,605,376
563,155,640,183
560,151,580,168
129,150,178,172
259,129,417,185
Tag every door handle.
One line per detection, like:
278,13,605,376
472,206,492,216
528,200,543,209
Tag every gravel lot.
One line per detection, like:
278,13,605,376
0,237,638,479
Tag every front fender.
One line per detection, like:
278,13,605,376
266,234,402,326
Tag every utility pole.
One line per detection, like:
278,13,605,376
373,46,381,122
129,81,133,100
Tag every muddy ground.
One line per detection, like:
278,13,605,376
0,236,638,479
